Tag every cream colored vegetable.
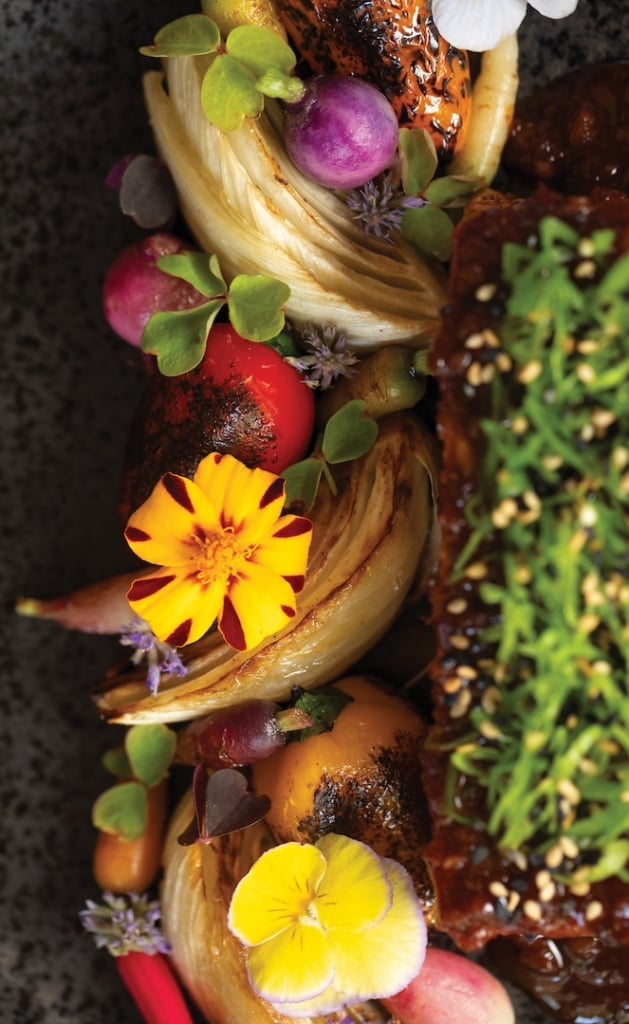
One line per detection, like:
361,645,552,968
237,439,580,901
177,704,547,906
143,59,447,349
93,413,438,724
161,792,390,1024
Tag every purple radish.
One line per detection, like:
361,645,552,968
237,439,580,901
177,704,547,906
283,74,399,189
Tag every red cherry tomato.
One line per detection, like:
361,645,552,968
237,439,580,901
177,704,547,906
120,323,315,520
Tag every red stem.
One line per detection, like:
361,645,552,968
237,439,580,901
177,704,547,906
116,951,195,1024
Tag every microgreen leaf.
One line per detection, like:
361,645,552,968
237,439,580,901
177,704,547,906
292,685,353,740
398,127,438,196
226,25,297,76
201,53,264,131
92,781,148,841
179,766,271,844
424,174,481,208
228,275,290,341
125,724,177,788
119,155,177,229
140,14,221,57
402,204,453,262
102,745,133,780
321,399,379,464
157,252,226,297
282,456,325,512
141,302,222,376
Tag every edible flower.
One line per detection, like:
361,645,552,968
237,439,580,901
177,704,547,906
119,617,187,694
287,323,359,389
227,833,426,1017
431,0,579,52
124,452,312,651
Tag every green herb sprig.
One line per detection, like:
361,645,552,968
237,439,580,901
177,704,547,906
450,217,629,884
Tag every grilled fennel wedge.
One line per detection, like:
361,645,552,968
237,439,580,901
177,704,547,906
93,412,438,724
161,793,391,1024
143,57,447,348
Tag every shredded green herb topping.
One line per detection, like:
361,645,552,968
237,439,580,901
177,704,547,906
450,216,629,884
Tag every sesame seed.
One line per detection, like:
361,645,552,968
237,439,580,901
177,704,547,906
465,561,488,580
481,687,502,714
569,529,588,554
511,415,529,434
449,689,472,719
577,338,599,354
535,870,552,891
443,675,463,694
542,454,564,471
591,408,616,432
475,283,498,302
449,635,471,650
489,880,509,899
579,757,599,776
496,352,513,373
525,731,546,752
570,880,591,897
446,598,468,615
545,845,564,869
512,850,528,871
611,446,628,470
577,238,595,258
518,360,543,384
565,714,579,730
577,363,596,384
591,659,611,675
507,891,521,913
482,329,501,349
457,665,478,680
479,721,503,741
514,565,533,585
585,900,604,922
539,881,557,903
573,259,597,279
466,362,485,387
523,900,542,922
579,503,598,528
578,613,600,635
480,363,496,384
465,332,485,350
559,836,580,860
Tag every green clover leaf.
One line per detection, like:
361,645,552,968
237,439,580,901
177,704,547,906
398,128,438,197
141,302,223,376
92,781,148,841
321,399,379,464
125,724,177,788
228,275,290,341
402,204,454,263
140,14,221,58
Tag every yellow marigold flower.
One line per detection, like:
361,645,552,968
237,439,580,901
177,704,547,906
227,834,426,1017
124,452,312,651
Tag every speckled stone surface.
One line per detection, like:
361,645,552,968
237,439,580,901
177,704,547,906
1,2,626,1022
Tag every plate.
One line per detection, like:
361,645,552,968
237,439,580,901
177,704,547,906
1,2,624,1021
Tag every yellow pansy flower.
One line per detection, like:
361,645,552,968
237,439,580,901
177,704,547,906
227,834,426,1017
124,452,312,651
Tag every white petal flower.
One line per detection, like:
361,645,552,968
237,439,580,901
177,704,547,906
431,0,579,52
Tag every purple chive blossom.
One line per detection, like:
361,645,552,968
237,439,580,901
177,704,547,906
80,891,171,958
119,617,187,695
287,323,359,390
346,173,426,242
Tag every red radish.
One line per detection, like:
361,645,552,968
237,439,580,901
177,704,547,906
283,75,399,189
177,700,312,768
381,948,516,1024
15,571,139,634
103,233,206,348
120,323,315,519
116,951,194,1024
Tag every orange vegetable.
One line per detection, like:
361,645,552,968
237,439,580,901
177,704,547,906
251,675,435,916
93,779,168,893
272,0,471,159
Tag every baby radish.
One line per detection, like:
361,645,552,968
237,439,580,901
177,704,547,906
381,948,516,1024
176,700,311,768
116,951,194,1024
103,233,205,347
283,75,399,189
15,571,139,634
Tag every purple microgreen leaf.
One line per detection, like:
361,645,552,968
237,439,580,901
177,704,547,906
141,300,223,376
125,724,177,788
423,174,482,208
203,768,271,839
401,204,454,262
140,14,221,58
156,251,226,297
282,456,325,512
228,275,290,341
201,54,263,132
92,781,148,841
106,153,138,192
119,155,178,229
176,763,209,845
398,127,439,196
102,745,133,780
321,399,379,464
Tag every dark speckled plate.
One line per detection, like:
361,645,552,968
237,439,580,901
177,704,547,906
1,3,625,1022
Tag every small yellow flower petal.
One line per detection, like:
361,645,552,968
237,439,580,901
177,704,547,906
127,568,224,646
125,473,218,567
221,562,299,650
246,922,334,1004
228,842,326,946
314,834,391,932
194,452,286,543
327,857,426,1001
251,516,313,587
